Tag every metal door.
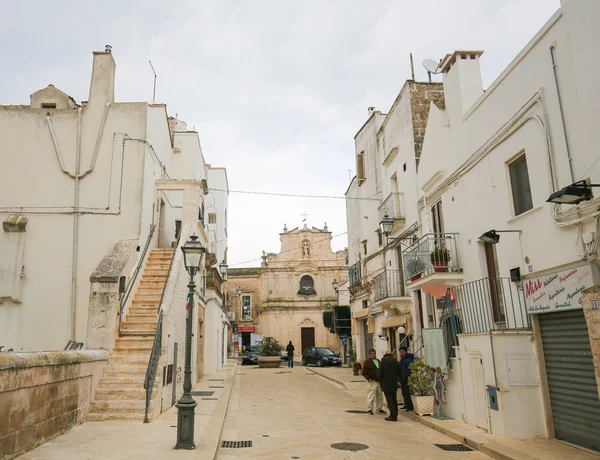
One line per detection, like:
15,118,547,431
363,319,373,356
470,354,488,430
301,327,315,352
539,310,600,452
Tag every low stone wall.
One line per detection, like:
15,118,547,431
0,350,108,459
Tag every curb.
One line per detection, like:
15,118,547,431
305,367,351,389
193,359,238,459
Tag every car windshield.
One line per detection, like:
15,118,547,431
317,348,335,356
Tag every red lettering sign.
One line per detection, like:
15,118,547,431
237,327,255,333
525,279,542,298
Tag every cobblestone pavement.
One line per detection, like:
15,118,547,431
216,365,490,459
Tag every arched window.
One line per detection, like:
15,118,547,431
298,275,316,296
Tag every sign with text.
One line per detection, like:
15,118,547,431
525,264,593,314
237,326,255,333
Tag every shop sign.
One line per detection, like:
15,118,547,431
525,264,593,314
237,326,255,332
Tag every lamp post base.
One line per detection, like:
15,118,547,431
175,399,197,450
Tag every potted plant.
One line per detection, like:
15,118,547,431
257,337,283,368
352,361,362,376
408,360,436,416
430,247,451,272
406,257,425,281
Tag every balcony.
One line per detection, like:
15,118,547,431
403,233,463,297
349,261,362,287
372,269,412,315
378,192,405,223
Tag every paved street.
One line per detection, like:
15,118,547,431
217,364,490,459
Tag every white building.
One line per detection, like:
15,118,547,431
0,48,230,420
345,82,444,362
406,0,600,451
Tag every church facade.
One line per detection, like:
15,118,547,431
227,224,348,356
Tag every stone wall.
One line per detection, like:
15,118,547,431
409,81,444,159
582,286,600,399
0,350,108,459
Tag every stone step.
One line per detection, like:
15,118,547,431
103,364,151,375
99,375,147,385
109,355,152,365
89,399,149,412
125,313,158,321
131,300,160,307
94,387,149,400
141,274,167,280
144,269,171,277
115,335,155,343
121,325,158,334
136,289,164,296
134,294,162,302
86,412,146,422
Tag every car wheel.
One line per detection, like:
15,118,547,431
302,357,306,366
316,359,323,367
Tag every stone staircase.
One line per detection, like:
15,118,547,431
87,248,174,421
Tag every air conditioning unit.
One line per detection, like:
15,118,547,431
227,311,236,321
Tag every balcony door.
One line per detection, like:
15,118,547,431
484,243,505,324
431,201,444,235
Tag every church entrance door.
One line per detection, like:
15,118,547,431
301,327,315,352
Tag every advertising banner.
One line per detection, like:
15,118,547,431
525,264,593,314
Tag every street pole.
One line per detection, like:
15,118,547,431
175,274,197,450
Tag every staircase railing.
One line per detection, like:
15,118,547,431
143,233,181,423
143,309,162,423
118,224,155,336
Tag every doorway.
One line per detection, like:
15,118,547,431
301,327,315,353
484,242,505,324
470,354,488,430
241,332,251,350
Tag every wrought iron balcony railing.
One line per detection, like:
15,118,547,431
373,269,406,303
378,192,405,222
349,261,362,287
402,233,461,282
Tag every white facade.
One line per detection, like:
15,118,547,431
409,0,600,447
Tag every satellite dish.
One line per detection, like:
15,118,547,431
422,59,441,74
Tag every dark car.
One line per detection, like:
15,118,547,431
302,347,341,367
241,346,262,365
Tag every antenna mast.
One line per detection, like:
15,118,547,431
149,60,157,103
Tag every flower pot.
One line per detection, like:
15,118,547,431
410,274,421,282
353,370,359,376
413,395,435,416
433,261,448,273
257,356,281,368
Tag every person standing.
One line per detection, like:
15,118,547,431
361,349,385,415
399,346,414,412
378,350,402,421
286,341,295,368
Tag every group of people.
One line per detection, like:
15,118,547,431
362,347,414,422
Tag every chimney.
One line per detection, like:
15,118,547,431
440,51,484,116
88,46,115,107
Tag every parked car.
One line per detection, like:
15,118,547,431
241,346,262,365
280,350,288,361
302,347,341,367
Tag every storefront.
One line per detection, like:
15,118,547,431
526,262,600,452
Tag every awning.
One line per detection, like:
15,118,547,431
381,315,407,329
352,309,370,319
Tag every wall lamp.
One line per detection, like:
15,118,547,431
478,229,521,245
380,215,417,247
547,180,598,205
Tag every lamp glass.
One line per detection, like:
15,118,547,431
219,260,228,276
236,287,242,296
332,279,339,291
547,185,592,205
379,215,393,235
181,235,205,271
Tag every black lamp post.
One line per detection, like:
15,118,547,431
175,234,205,450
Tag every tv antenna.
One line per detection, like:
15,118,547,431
149,60,157,102
422,59,442,82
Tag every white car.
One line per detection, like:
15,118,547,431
280,350,288,361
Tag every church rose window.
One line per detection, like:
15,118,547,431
298,275,316,296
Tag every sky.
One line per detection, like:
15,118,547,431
1,0,560,267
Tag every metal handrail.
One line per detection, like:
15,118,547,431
143,309,162,423
142,233,181,422
118,224,156,335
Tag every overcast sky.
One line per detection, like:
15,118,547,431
1,0,560,267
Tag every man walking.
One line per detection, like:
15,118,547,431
361,349,385,415
286,341,295,368
399,346,414,412
378,350,402,421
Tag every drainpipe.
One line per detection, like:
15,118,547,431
550,45,575,183
70,108,82,341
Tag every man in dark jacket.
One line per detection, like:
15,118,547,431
286,341,295,368
378,350,402,421
399,346,414,412
361,349,385,415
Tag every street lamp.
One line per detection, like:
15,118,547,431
332,278,339,292
547,180,596,205
219,260,228,277
237,287,242,296
176,235,205,450
379,215,394,236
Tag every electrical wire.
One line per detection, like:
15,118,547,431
208,187,379,201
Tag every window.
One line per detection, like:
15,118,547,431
376,229,383,247
241,295,252,321
174,220,182,240
362,240,368,255
431,201,444,235
41,102,56,109
356,151,366,184
509,154,533,216
403,163,407,172
198,203,205,224
208,213,217,224
298,275,316,296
